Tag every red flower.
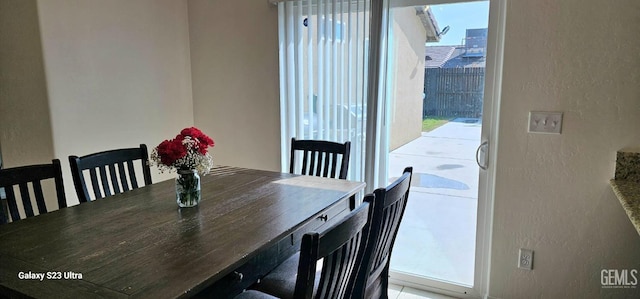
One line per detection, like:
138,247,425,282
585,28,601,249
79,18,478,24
156,139,187,166
153,127,214,170
180,127,203,138
180,127,214,154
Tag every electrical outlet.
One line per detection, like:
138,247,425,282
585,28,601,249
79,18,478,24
518,248,534,270
529,111,563,134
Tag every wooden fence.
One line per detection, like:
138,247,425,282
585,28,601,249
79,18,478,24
423,67,485,118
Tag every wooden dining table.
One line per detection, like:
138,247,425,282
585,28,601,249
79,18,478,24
0,166,365,298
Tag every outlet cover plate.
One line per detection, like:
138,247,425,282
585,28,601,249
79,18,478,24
518,248,534,270
529,111,563,134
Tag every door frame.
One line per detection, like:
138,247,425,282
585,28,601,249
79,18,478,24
475,0,506,297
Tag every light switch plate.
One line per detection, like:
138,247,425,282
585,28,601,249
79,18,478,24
529,111,563,134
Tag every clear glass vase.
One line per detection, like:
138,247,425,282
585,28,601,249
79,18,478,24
176,169,201,207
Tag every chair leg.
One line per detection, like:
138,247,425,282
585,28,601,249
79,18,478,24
381,266,390,299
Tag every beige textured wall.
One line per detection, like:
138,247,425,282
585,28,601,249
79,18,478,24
0,0,55,168
187,0,280,172
388,7,425,151
489,0,640,298
36,0,194,204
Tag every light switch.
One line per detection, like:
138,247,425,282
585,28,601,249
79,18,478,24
529,111,563,134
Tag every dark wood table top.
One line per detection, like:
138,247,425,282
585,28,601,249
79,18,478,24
0,166,365,298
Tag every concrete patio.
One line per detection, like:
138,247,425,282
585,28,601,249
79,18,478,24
388,118,481,287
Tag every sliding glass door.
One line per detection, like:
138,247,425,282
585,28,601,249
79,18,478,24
379,0,505,297
277,0,505,297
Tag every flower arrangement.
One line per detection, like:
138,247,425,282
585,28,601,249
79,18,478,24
151,127,215,175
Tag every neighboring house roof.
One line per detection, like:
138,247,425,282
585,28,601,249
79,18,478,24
424,46,455,68
425,46,486,68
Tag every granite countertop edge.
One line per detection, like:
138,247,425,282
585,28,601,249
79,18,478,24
610,179,640,236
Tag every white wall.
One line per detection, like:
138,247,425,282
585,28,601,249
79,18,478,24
0,0,55,168
489,0,640,297
35,0,194,204
187,0,281,172
388,7,425,151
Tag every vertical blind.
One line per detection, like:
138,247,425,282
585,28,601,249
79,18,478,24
278,0,372,182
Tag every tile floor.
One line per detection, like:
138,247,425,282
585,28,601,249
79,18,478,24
389,283,459,299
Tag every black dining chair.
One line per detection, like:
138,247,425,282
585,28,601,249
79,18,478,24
237,199,374,299
290,137,351,180
69,144,152,203
0,159,67,224
352,167,413,299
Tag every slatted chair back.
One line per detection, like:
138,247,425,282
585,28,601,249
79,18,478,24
0,159,67,224
289,138,351,180
293,200,373,299
354,167,413,299
69,144,152,203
